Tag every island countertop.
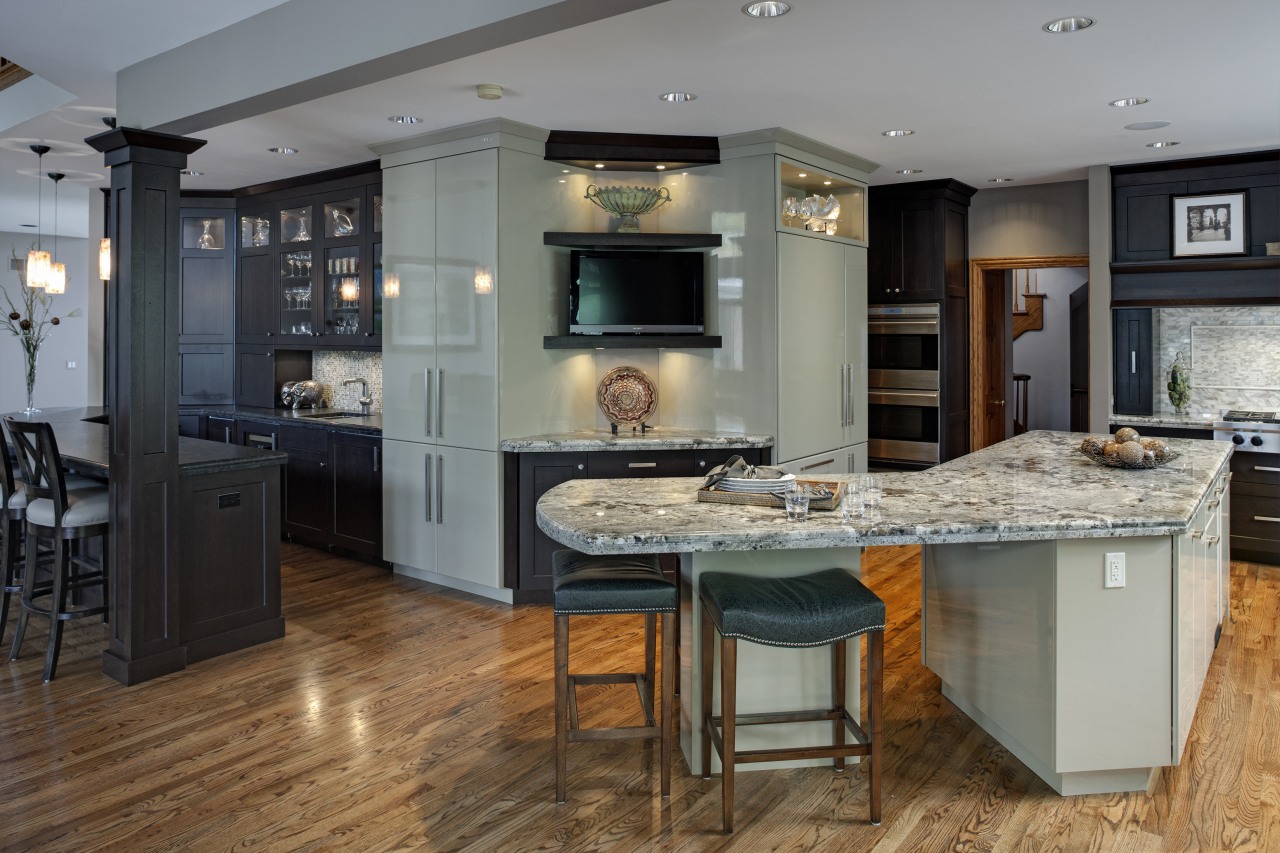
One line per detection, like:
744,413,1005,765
501,428,774,453
536,430,1232,554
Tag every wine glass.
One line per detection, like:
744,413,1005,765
336,316,347,334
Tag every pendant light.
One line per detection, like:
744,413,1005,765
25,144,51,288
45,172,66,294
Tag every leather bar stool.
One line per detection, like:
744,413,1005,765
699,567,885,833
552,550,676,804
4,418,110,682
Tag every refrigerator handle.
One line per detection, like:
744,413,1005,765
424,369,434,437
437,369,445,438
436,454,444,525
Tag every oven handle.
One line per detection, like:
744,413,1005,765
868,389,940,407
868,318,939,336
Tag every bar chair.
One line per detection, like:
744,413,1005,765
3,417,110,682
552,549,676,803
1,440,26,640
699,567,885,833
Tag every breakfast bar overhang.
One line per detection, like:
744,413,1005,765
536,430,1233,795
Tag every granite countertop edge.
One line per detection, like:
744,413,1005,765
500,429,775,452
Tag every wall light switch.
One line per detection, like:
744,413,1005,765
1104,552,1125,588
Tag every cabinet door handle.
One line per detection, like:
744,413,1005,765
436,454,444,525
1255,516,1280,524
424,454,433,522
1207,499,1220,508
373,446,380,473
1255,466,1280,473
847,453,853,473
698,460,706,468
1191,529,1203,539
319,461,326,468
437,368,445,438
224,426,232,444
801,458,834,471
847,363,855,428
1130,351,1137,374
840,364,848,426
1205,535,1220,545
628,462,657,468
577,463,585,471
424,370,433,437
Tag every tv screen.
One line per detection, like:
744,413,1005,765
569,250,705,335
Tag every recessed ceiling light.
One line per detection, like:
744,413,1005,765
180,169,204,176
558,180,566,183
1125,120,1171,131
797,172,807,178
656,165,666,170
561,169,570,173
1147,141,1180,148
388,115,422,124
268,146,298,154
476,83,503,100
659,92,697,103
1042,16,1094,33
823,180,832,185
742,1,792,17
1109,97,1149,107
897,168,923,175
882,129,914,137
988,177,1016,183
594,163,605,169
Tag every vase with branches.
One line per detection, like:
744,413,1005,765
2,250,80,414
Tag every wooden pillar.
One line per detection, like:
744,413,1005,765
86,128,205,685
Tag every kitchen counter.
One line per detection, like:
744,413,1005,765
187,405,382,435
536,430,1231,553
1110,411,1219,431
536,429,1232,796
500,428,773,453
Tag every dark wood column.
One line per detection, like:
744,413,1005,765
87,128,205,685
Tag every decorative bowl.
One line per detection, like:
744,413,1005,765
1076,445,1179,470
584,184,672,233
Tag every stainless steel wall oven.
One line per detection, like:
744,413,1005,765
868,303,940,465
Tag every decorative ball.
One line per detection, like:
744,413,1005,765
1103,440,1121,458
1080,436,1106,455
1116,440,1147,466
1114,427,1140,444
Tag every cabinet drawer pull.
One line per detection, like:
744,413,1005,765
373,446,380,473
1191,529,1203,539
1254,466,1280,473
424,454,433,522
224,426,232,444
1255,516,1280,524
628,462,658,468
1130,351,1137,374
1207,499,1220,508
1205,535,1220,545
801,458,835,471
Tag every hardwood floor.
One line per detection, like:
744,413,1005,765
1,544,1276,852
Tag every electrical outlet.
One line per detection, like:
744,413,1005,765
1104,552,1125,588
66,360,77,369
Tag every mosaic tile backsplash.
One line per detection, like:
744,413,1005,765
1153,306,1280,415
311,351,383,411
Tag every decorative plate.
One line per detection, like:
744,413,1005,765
597,366,657,427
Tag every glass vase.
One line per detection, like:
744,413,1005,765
23,348,39,414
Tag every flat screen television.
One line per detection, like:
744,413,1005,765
569,250,705,335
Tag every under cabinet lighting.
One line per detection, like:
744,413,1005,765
656,165,667,170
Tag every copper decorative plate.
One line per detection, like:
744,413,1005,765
597,366,657,427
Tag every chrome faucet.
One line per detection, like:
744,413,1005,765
342,377,373,415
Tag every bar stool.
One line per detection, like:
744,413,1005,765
1,441,26,640
4,417,110,682
552,550,676,804
699,567,885,833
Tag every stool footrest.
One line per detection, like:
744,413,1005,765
570,672,648,686
569,725,662,743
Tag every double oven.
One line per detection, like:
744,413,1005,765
867,303,940,466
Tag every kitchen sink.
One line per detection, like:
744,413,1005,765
300,411,366,420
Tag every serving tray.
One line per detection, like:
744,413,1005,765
697,479,846,511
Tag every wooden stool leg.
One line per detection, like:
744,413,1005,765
700,606,714,780
43,538,70,683
554,613,569,804
833,638,847,772
660,610,674,797
721,635,737,834
9,530,38,661
869,629,883,825
643,613,657,726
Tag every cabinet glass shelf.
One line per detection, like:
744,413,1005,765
777,159,866,243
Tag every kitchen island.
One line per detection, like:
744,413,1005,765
537,430,1233,795
4,407,288,682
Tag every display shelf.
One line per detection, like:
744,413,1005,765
543,335,722,349
543,232,722,250
1109,257,1280,274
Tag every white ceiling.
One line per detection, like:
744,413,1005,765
2,0,1278,240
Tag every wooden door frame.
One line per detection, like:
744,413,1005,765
968,255,1089,450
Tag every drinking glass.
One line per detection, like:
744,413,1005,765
840,488,863,523
784,484,810,522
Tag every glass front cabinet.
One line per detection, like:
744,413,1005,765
236,181,382,350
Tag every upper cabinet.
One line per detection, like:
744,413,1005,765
178,201,236,405
236,174,383,349
776,158,867,244
867,179,975,303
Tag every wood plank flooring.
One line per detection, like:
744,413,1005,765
1,544,1276,852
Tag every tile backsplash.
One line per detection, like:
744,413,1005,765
311,351,383,411
1153,306,1280,415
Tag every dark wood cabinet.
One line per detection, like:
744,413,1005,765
236,250,276,345
235,347,311,410
1112,308,1153,416
279,425,331,543
503,445,771,602
330,431,383,558
179,345,235,405
1230,450,1280,566
179,203,235,406
204,415,237,444
178,413,202,438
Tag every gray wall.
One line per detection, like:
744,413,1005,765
1011,267,1089,431
969,180,1089,259
0,231,92,413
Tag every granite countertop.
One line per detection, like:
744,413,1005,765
1110,412,1219,430
3,407,287,478
190,405,383,434
500,428,774,452
536,430,1232,554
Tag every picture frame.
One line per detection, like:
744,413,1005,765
1172,191,1247,257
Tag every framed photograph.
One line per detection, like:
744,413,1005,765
1172,192,1246,257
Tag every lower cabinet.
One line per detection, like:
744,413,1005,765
330,432,383,556
383,440,500,590
205,415,237,444
1229,450,1280,566
779,443,867,476
504,445,771,602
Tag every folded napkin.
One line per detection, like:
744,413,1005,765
702,455,791,489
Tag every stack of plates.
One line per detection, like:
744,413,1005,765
713,474,796,494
